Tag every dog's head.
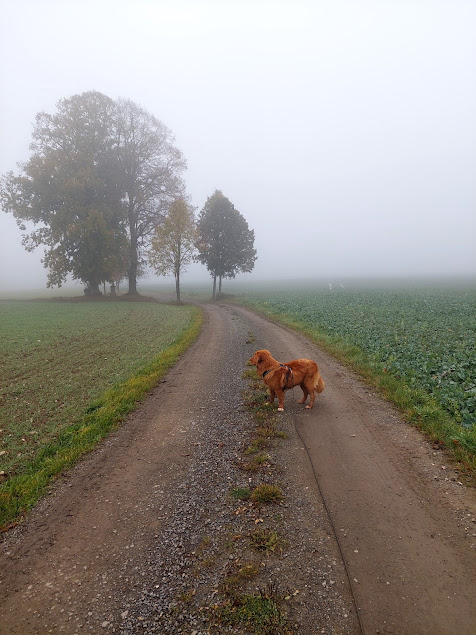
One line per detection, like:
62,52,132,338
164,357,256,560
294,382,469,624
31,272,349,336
249,349,272,368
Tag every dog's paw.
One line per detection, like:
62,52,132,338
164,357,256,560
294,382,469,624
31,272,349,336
277,407,284,412
305,405,311,409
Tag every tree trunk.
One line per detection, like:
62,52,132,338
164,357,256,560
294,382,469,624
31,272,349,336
175,272,181,303
84,283,101,296
128,203,139,295
128,224,138,295
212,274,217,300
218,276,222,297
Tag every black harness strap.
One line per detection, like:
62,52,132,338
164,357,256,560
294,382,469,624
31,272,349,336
262,365,293,388
282,365,293,389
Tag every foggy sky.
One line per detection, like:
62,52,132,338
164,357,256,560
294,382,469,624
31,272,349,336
1,0,475,291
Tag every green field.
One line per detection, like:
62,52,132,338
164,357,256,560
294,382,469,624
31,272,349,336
237,283,476,468
0,299,202,527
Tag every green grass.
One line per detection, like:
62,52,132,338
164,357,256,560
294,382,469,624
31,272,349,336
241,451,270,471
240,368,288,472
236,286,476,474
209,588,287,634
220,562,261,596
0,300,203,529
250,528,283,554
251,483,283,504
231,487,251,500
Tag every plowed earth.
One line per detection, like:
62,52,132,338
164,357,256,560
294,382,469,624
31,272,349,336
1,303,475,634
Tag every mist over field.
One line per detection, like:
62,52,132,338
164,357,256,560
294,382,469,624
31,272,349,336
1,1,475,293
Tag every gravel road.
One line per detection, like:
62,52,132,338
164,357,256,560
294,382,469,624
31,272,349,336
1,302,475,634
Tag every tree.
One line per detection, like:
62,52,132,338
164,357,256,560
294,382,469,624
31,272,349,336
0,91,126,293
148,198,197,302
196,190,257,299
115,99,187,295
0,91,187,295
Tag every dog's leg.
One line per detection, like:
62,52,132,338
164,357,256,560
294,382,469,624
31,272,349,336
303,379,316,408
306,390,315,409
298,383,309,404
276,388,285,411
269,389,276,404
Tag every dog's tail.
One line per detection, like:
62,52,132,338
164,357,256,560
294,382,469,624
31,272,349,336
315,372,325,394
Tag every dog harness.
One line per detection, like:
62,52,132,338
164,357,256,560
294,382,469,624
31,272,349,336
262,364,293,388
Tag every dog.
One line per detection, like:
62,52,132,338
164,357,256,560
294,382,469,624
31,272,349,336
249,349,325,411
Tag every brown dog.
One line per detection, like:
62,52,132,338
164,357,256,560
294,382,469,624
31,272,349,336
249,349,325,411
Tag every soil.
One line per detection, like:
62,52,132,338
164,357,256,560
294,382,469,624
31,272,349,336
1,302,475,634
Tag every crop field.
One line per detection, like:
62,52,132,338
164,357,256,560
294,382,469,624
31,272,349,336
238,283,476,461
0,299,202,526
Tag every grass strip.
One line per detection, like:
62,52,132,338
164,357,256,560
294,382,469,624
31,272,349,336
0,307,203,530
235,301,476,477
200,361,290,633
210,591,286,634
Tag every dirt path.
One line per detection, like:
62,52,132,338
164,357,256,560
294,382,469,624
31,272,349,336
233,305,476,634
1,303,475,634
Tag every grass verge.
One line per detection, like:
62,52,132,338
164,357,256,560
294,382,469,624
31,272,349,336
0,307,203,530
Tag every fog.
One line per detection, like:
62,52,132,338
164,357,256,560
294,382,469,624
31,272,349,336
1,0,475,291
